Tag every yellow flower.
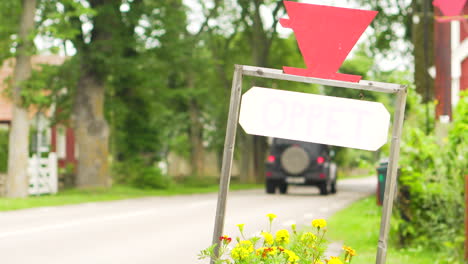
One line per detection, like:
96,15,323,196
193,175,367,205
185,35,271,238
343,245,357,256
231,246,250,260
283,249,300,263
262,232,274,245
236,223,245,233
300,232,317,243
275,229,290,244
231,240,254,260
327,256,343,264
238,240,254,252
266,213,277,222
312,219,327,229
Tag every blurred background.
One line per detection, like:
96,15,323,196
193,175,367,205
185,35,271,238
0,0,467,263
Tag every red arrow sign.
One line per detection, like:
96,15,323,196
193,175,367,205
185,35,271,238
433,0,467,17
280,1,378,82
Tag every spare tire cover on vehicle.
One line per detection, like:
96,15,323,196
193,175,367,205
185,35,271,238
280,145,310,174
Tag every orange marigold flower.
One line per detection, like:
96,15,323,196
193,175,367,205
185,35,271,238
219,235,232,243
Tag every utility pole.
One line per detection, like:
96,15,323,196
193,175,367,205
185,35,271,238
433,6,452,122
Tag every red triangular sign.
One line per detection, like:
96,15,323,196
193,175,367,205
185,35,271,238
281,1,378,82
433,0,467,17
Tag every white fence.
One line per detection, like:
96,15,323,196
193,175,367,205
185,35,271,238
28,152,58,195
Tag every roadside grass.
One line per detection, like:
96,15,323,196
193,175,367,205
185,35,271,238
0,178,261,212
327,196,441,263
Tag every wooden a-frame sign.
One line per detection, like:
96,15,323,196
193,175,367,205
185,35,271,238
211,2,407,264
210,65,407,264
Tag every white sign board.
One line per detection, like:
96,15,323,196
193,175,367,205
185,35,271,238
239,87,390,151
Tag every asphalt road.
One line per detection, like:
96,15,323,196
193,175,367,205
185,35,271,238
0,176,375,264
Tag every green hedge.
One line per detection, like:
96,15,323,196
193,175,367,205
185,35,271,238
395,93,467,262
112,157,172,189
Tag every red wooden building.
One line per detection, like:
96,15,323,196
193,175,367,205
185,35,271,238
0,55,76,170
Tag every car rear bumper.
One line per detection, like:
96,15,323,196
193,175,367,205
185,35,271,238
265,169,329,184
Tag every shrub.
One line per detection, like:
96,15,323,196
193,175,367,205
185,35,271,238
395,93,467,262
112,158,172,189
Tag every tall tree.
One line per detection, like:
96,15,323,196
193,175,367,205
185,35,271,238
6,0,37,197
145,0,222,178
70,0,122,187
237,0,284,183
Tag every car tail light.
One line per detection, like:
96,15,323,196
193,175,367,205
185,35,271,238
317,156,325,164
267,155,276,163
319,173,326,179
266,171,272,177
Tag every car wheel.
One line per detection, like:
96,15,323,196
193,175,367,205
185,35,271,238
319,183,329,195
279,182,288,194
266,179,276,194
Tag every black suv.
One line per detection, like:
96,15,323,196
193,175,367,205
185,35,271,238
265,138,337,195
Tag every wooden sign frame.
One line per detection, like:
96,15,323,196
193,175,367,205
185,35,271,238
211,64,407,264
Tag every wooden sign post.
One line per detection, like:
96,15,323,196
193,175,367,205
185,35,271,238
211,65,407,264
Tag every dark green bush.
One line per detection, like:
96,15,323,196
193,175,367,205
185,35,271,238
395,93,467,262
112,158,172,189
0,130,8,173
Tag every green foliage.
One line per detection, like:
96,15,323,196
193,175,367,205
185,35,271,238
334,148,375,175
354,0,413,65
449,91,468,148
0,130,8,172
112,158,172,190
36,0,95,42
0,0,21,62
20,64,60,108
395,93,467,262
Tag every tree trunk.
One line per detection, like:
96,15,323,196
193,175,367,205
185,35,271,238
237,1,272,184
253,135,267,183
189,99,204,177
71,0,119,188
238,76,268,183
6,0,36,198
73,70,110,187
239,133,256,183
185,70,205,177
250,2,270,183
